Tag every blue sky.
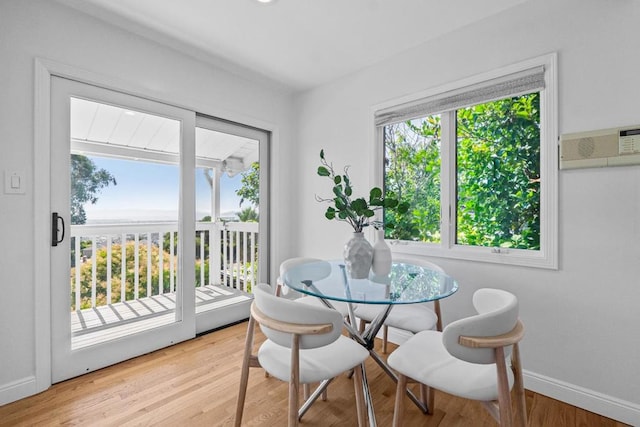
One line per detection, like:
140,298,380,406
83,156,244,222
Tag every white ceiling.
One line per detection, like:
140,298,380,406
57,0,528,92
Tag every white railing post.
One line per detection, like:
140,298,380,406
222,226,229,287
169,231,175,292
231,230,238,289
121,233,127,303
106,237,112,304
206,223,213,286
146,234,152,297
242,229,248,290
199,230,205,288
212,222,222,286
74,237,81,310
91,238,97,307
158,232,164,295
250,230,257,290
134,233,140,300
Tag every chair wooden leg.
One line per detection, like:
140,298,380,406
434,300,443,332
358,319,367,334
382,325,389,354
427,385,434,415
419,383,427,406
303,384,310,400
234,317,256,427
495,347,514,427
352,363,366,427
511,343,527,427
288,334,300,427
418,383,434,414
392,374,409,427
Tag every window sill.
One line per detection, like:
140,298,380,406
388,240,558,270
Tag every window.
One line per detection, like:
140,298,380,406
375,54,557,268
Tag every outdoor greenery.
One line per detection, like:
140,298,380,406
71,230,254,310
70,154,116,225
384,93,541,250
316,149,409,232
236,162,260,208
71,240,174,310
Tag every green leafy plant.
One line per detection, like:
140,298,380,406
316,149,409,232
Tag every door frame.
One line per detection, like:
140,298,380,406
33,58,277,394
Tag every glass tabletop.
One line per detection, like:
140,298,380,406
282,260,458,305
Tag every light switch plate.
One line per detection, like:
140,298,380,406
4,170,26,194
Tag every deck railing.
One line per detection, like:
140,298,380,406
70,221,259,311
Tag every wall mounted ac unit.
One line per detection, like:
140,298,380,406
560,125,640,169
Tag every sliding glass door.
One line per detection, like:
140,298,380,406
50,77,269,382
193,115,269,333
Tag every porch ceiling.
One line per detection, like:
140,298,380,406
71,97,258,173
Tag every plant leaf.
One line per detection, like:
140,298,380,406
351,198,367,213
317,166,330,177
325,207,336,220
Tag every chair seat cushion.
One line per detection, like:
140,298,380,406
387,330,514,401
355,304,437,333
296,296,352,318
259,335,369,384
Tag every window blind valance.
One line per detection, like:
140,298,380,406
375,66,545,127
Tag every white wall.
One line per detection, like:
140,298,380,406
0,0,294,405
293,0,640,424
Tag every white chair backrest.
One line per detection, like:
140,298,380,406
392,255,445,274
253,283,343,349
278,257,331,299
442,288,519,364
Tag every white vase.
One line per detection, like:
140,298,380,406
371,229,392,277
343,232,373,279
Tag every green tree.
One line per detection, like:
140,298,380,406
236,162,259,207
384,117,441,242
456,93,540,249
385,93,540,249
238,207,258,222
70,154,117,224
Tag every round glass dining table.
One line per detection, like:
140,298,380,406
281,259,459,426
282,259,458,305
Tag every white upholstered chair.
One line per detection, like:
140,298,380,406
354,256,445,353
276,257,354,400
235,284,369,427
276,257,352,318
387,288,526,427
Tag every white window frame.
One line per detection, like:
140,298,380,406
373,53,558,269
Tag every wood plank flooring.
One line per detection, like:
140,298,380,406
0,322,628,426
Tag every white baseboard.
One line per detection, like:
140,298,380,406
524,371,640,426
0,376,37,406
384,327,639,426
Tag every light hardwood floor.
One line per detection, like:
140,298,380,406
0,321,628,426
